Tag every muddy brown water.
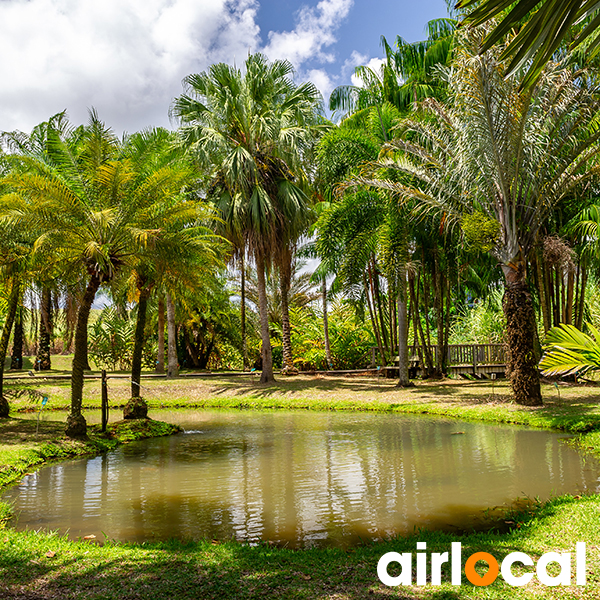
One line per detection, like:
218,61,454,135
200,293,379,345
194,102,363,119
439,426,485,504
4,410,600,547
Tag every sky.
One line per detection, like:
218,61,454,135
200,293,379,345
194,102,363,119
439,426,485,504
0,0,450,136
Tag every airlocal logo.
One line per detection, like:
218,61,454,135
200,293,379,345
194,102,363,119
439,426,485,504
378,542,586,587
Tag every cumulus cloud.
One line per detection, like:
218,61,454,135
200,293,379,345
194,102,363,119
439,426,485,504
0,0,355,134
350,57,387,87
263,0,352,66
0,0,261,133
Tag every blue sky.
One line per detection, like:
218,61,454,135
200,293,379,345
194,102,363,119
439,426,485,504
0,0,451,134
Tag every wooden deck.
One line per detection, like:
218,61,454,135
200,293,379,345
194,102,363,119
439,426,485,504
376,344,507,379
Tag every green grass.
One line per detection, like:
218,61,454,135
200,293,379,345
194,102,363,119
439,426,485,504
1,494,598,599
2,375,600,598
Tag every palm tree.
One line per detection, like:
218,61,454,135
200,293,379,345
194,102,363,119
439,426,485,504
0,112,165,437
356,27,600,405
325,23,457,386
119,128,222,418
1,113,75,373
456,0,596,88
172,53,321,383
539,323,600,377
330,18,456,120
0,224,33,417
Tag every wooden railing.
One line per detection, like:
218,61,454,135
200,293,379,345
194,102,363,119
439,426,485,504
372,344,507,367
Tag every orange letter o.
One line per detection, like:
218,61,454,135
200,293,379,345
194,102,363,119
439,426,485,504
465,552,500,587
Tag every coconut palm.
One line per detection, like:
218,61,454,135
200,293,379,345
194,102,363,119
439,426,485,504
172,53,321,383
355,27,600,405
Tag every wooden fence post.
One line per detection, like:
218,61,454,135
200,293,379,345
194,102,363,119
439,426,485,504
101,369,108,433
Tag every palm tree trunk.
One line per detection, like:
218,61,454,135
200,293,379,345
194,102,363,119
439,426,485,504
396,265,412,387
66,273,101,438
535,253,550,333
256,252,274,383
364,272,386,366
166,293,178,378
124,287,150,419
36,287,52,370
502,261,543,406
156,297,165,373
240,254,249,371
432,250,444,377
279,251,296,375
372,262,389,354
577,262,588,329
10,305,23,370
443,276,451,369
566,268,574,325
0,279,20,417
409,275,426,376
322,278,332,369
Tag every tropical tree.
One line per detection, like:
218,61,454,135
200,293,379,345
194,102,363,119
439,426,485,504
539,323,600,377
356,27,600,405
0,112,169,437
330,18,456,120
456,0,598,88
1,114,76,372
323,22,459,386
0,224,33,417
118,128,222,418
172,53,322,383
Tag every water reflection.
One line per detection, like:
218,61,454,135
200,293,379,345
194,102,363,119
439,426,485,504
6,411,600,547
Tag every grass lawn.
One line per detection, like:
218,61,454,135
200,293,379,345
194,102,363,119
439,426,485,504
1,373,600,598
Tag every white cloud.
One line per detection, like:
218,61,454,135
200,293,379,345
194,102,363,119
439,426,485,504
0,0,354,134
350,57,386,87
263,0,353,67
304,68,335,104
0,0,261,133
342,51,368,79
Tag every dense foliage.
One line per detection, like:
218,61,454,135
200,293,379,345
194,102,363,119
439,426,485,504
3,8,600,424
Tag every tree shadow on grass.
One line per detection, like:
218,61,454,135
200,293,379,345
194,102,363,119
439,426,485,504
0,418,66,447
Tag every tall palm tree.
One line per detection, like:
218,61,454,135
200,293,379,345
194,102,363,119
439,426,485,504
356,27,600,405
0,112,165,437
325,22,457,386
172,53,321,383
0,224,33,417
330,18,456,119
118,128,222,418
1,113,74,373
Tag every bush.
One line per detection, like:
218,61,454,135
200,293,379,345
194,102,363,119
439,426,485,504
290,301,374,370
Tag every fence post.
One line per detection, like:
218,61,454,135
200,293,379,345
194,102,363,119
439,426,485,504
101,369,108,433
472,345,478,377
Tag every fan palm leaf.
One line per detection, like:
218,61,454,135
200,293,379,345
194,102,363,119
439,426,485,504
539,323,600,375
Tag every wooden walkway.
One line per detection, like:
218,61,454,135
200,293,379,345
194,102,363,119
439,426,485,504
377,344,507,379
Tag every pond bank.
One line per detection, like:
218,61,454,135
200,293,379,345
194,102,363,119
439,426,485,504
1,378,600,598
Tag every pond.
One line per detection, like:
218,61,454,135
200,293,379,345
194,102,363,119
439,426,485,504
4,410,600,547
